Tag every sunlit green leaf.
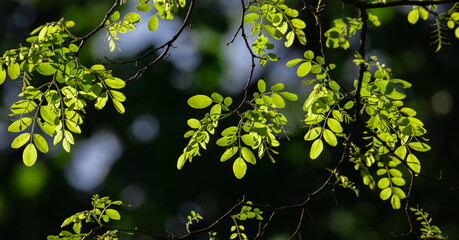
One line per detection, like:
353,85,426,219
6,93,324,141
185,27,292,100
8,118,33,132
148,15,159,32
221,147,238,162
408,142,431,152
241,147,256,164
310,139,323,160
391,195,401,209
11,133,31,149
297,62,311,77
271,93,285,108
33,134,49,153
0,65,6,85
271,83,284,92
286,58,302,67
125,12,141,24
8,62,20,79
233,157,247,179
285,31,294,47
407,9,419,24
188,95,213,109
327,118,343,133
380,187,392,200
113,99,125,114
23,143,37,167
37,63,57,76
244,13,259,23
106,209,121,220
105,78,125,89
257,79,266,93
323,129,337,146
407,153,421,175
187,118,201,129
304,127,321,141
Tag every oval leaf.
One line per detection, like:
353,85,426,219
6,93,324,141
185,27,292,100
33,134,49,153
233,157,247,179
148,15,159,32
11,133,31,149
310,139,323,160
23,143,37,167
188,95,213,109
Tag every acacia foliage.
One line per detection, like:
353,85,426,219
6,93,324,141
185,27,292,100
0,0,458,239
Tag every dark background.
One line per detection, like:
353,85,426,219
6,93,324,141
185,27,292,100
0,0,458,239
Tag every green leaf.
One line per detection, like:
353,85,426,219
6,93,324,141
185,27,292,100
377,177,390,189
105,78,125,89
263,24,282,40
391,195,401,209
291,19,306,29
125,12,141,24
110,90,126,102
286,58,302,67
8,118,33,132
11,133,31,149
106,209,121,220
279,92,298,101
380,187,392,200
188,95,213,109
8,62,20,79
407,153,421,175
327,118,343,133
221,147,238,162
241,147,256,164
407,9,419,24
241,134,256,147
95,92,108,110
33,134,49,153
310,139,323,160
11,100,37,114
224,97,233,107
177,153,186,169
285,31,294,48
111,11,120,21
297,62,311,77
187,118,201,129
148,15,159,32
113,99,125,114
0,65,6,85
136,3,151,12
408,142,431,152
37,63,57,76
271,93,285,108
271,83,284,92
221,126,238,136
257,79,266,93
323,129,337,146
244,13,259,23
40,106,59,125
233,157,247,179
23,143,37,167
211,92,224,102
304,127,321,141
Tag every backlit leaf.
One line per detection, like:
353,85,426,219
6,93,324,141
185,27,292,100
408,9,419,24
391,195,401,209
233,157,247,179
8,62,20,79
327,118,343,133
304,127,321,141
323,129,337,146
407,153,421,175
297,62,311,77
408,142,431,152
0,65,6,84
310,139,323,160
23,143,37,167
125,12,141,24
241,147,256,164
113,99,125,114
380,187,392,200
257,79,266,93
221,147,237,162
148,15,159,32
106,209,121,220
244,13,259,23
285,31,294,47
105,78,125,89
188,95,212,109
33,134,49,153
37,63,57,76
271,93,285,108
11,133,31,149
8,118,33,132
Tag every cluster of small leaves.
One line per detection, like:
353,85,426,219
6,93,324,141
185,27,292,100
217,79,298,179
1,19,127,166
186,210,203,233
136,0,187,32
47,195,126,240
243,0,306,65
324,14,380,50
407,3,459,52
177,93,232,170
352,57,430,208
288,50,347,160
104,11,141,51
410,206,448,239
229,201,263,240
328,168,359,197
